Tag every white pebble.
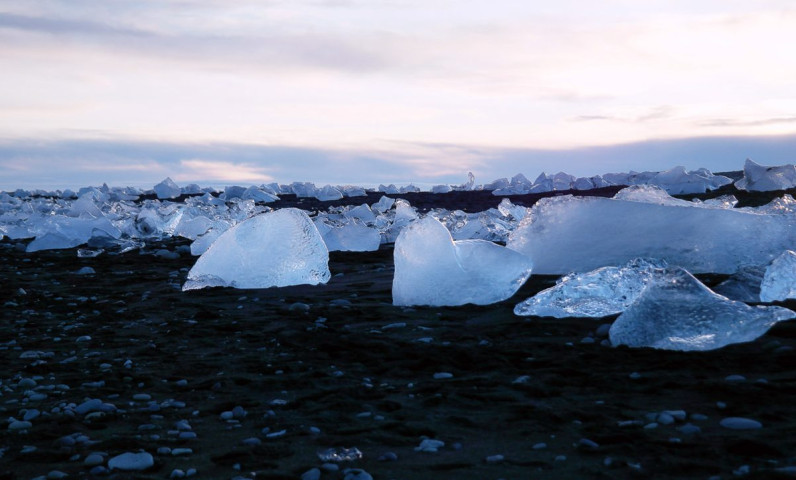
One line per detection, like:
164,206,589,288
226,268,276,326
108,452,154,471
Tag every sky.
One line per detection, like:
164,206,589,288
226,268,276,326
1,0,796,190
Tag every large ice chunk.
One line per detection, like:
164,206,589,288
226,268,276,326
514,258,667,318
183,208,330,290
648,166,732,195
321,222,381,252
507,195,796,274
735,159,796,192
154,177,181,199
760,250,796,302
392,216,533,306
27,216,122,252
609,267,795,351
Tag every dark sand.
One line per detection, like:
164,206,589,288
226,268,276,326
2,185,796,479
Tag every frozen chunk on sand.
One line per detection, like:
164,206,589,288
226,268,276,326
393,216,532,306
735,159,796,192
322,222,381,252
153,177,181,199
507,194,796,274
609,268,795,351
183,208,330,290
514,258,667,318
760,250,796,302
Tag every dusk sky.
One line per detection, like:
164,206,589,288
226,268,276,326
2,0,796,190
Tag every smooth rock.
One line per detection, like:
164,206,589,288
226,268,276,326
108,451,154,471
720,417,763,430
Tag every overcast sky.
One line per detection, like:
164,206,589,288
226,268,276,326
2,0,796,190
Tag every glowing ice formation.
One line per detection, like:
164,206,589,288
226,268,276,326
609,268,795,351
392,216,532,306
514,258,667,318
183,208,330,290
507,193,796,274
735,159,796,192
760,250,796,302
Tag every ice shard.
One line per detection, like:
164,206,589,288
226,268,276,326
507,194,796,274
760,250,796,302
735,159,796,192
183,208,330,290
609,268,795,351
514,258,667,318
393,216,533,306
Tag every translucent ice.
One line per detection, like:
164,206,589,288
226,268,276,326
648,166,731,195
735,159,796,192
320,221,381,252
183,208,330,290
514,258,668,318
315,185,344,201
609,267,795,351
392,216,533,306
713,265,765,303
507,194,796,274
27,216,122,252
760,250,796,302
153,177,181,199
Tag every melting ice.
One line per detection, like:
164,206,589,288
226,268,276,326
183,208,330,290
392,216,533,306
609,268,795,351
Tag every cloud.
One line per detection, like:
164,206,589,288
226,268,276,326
698,117,796,128
177,159,274,184
3,134,796,192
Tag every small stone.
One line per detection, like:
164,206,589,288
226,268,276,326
321,463,339,472
657,413,675,425
725,375,746,382
343,469,373,480
720,417,762,430
178,432,197,440
170,469,186,479
301,468,321,480
108,452,154,471
84,453,105,466
75,399,103,415
231,406,247,419
578,438,599,449
677,423,702,435
532,442,547,450
433,372,453,380
8,420,32,431
133,393,151,401
415,438,445,452
172,448,193,456
18,378,37,388
485,454,504,463
241,437,261,446
378,451,398,461
47,471,69,479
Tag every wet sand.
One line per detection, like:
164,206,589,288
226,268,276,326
2,185,796,479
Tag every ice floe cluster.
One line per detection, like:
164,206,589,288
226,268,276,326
2,161,796,351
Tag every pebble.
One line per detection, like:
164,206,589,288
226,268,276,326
133,393,152,401
343,469,373,480
725,375,746,382
578,438,599,450
532,442,547,450
378,452,398,461
321,463,340,472
433,372,453,380
84,453,105,466
657,413,675,425
486,454,505,463
720,417,763,430
415,439,445,452
75,398,103,415
172,448,193,456
23,409,40,421
241,437,261,446
170,469,186,479
18,378,37,388
47,471,69,479
301,468,321,480
108,451,154,471
677,423,702,435
8,420,32,431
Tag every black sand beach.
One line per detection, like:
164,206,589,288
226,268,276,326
2,185,796,479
